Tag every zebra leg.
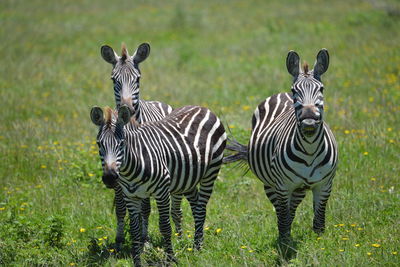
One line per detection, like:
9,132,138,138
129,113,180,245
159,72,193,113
312,183,332,234
155,192,175,262
184,188,199,218
288,188,306,226
170,194,183,236
127,198,143,266
263,185,292,243
194,175,217,250
184,188,199,244
114,184,126,252
141,198,151,243
275,194,292,244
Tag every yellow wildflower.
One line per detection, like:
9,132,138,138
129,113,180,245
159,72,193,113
344,130,350,134
320,248,325,250
187,248,193,252
355,244,360,247
109,249,115,253
370,178,376,181
392,252,398,255
241,245,247,249
339,249,344,252
342,237,349,240
367,252,372,256
0,207,5,211
248,250,254,253
79,228,86,233
363,152,368,156
357,227,363,231
41,165,47,169
371,243,381,248
216,228,222,234
88,173,94,177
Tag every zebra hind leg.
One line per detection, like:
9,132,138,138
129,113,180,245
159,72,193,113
193,170,219,250
184,188,199,244
170,194,184,237
114,185,127,252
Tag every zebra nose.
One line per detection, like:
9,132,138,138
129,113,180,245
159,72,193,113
102,168,118,189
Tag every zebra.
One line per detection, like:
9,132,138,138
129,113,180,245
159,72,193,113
90,105,226,265
226,49,338,244
100,43,173,249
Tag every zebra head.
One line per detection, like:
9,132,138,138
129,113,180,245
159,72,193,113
101,43,151,116
90,105,131,188
286,49,329,138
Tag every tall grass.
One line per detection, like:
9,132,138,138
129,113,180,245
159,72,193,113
0,0,399,266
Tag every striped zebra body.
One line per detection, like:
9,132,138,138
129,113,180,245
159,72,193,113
90,105,226,264
247,49,338,242
101,43,173,249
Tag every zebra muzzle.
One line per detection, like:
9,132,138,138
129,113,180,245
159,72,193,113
300,119,320,137
102,169,118,189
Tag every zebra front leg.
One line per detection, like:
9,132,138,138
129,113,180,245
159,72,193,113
141,198,151,243
288,188,306,226
114,184,126,252
170,194,183,237
275,194,292,244
155,192,175,263
263,185,292,244
312,182,332,234
127,198,143,266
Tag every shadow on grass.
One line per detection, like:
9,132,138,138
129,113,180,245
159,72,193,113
82,236,173,266
273,238,299,266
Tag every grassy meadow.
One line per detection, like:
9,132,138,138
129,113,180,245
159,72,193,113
1,0,399,266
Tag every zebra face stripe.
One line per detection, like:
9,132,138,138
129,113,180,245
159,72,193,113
97,123,126,188
292,75,324,138
111,60,141,113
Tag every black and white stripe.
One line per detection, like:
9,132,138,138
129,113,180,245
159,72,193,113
101,43,173,249
227,49,338,243
91,105,226,264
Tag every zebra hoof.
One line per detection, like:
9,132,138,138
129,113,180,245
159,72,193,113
313,227,325,235
115,242,123,252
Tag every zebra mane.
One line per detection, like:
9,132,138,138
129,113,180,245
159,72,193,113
104,106,114,126
121,43,128,62
302,62,309,75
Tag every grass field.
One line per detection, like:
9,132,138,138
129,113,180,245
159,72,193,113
1,0,399,266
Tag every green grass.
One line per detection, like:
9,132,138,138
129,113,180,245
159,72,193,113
1,0,399,266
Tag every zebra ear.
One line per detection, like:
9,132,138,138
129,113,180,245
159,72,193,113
133,43,150,64
90,106,105,126
117,105,131,126
101,45,118,65
313,49,329,80
286,50,301,79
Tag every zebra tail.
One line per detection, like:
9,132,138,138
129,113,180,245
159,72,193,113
223,137,248,164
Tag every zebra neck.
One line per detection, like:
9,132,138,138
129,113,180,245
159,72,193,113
132,88,143,124
120,134,140,177
294,125,324,155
